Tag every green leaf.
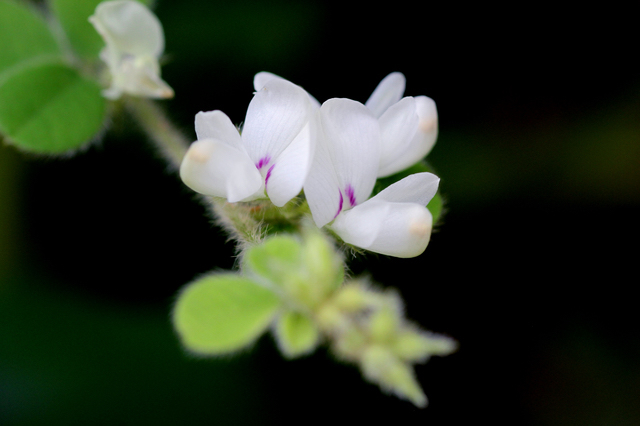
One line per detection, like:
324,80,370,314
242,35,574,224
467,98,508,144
0,0,62,75
49,0,152,60
274,311,319,358
244,233,344,309
0,61,106,154
373,160,445,224
244,235,301,284
173,273,281,355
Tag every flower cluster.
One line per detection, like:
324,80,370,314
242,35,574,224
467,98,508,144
180,72,440,258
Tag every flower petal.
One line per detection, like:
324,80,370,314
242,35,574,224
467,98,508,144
319,98,380,209
89,0,164,58
370,172,440,206
195,110,244,151
364,72,406,118
179,138,263,202
105,55,173,99
303,116,342,227
253,71,281,91
377,96,419,177
241,78,312,166
265,119,316,207
254,71,321,108
380,96,438,176
331,199,433,258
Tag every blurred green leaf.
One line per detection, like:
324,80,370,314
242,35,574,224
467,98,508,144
244,235,301,286
274,311,319,358
0,61,106,154
48,0,151,60
244,234,343,309
0,0,61,75
173,273,280,355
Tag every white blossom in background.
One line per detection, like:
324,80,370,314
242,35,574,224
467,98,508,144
364,72,438,177
89,0,173,100
304,98,440,258
180,77,315,206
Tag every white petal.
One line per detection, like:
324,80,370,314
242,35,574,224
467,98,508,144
303,115,342,228
377,97,419,177
254,71,321,108
319,98,380,209
195,110,244,151
265,119,316,207
241,78,312,166
331,199,433,258
89,1,164,58
370,172,439,206
413,95,438,154
253,71,281,91
364,72,406,118
179,138,263,203
108,55,173,99
379,96,438,176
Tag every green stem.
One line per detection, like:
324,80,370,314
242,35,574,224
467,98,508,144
124,97,190,170
123,97,313,258
123,97,264,253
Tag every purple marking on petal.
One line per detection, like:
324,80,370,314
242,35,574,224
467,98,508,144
255,155,271,170
345,184,356,207
264,164,276,189
333,191,344,219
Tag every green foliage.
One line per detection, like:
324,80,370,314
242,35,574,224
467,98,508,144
274,311,320,358
244,232,344,310
172,273,280,355
0,0,61,74
0,0,107,154
0,61,106,154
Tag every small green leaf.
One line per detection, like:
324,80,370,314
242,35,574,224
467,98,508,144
244,235,301,284
274,311,319,358
173,273,281,355
0,61,106,154
0,0,62,75
301,231,344,293
244,233,344,309
49,0,152,60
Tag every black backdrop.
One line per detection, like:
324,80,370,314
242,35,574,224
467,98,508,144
2,0,639,424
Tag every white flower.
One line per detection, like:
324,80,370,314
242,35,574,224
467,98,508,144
304,98,440,258
364,72,438,177
89,0,173,100
258,72,438,179
179,76,315,206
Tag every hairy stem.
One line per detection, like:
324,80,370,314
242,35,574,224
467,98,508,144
124,97,190,170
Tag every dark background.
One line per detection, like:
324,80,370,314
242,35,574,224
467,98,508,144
1,0,639,424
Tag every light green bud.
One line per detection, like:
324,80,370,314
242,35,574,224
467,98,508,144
334,327,368,360
391,329,456,362
369,307,400,344
302,231,344,297
316,303,343,331
361,345,427,408
333,284,368,312
244,232,345,310
274,311,320,359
